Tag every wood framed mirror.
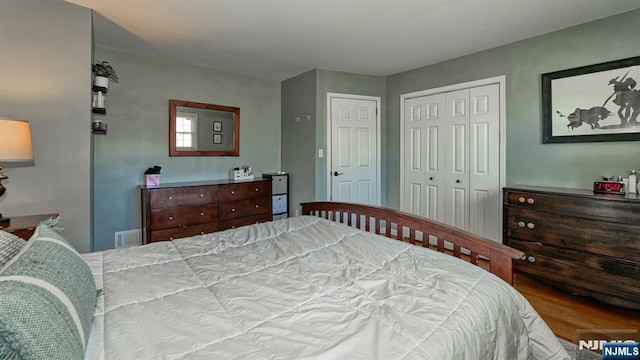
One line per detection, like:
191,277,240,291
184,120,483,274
169,99,240,156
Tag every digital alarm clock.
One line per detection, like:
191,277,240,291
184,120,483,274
593,181,625,194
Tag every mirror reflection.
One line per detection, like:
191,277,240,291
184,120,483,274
169,99,240,156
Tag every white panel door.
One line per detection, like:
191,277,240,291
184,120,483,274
468,84,500,240
443,89,470,231
330,97,378,205
402,94,446,221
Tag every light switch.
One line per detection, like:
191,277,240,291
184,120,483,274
318,149,324,158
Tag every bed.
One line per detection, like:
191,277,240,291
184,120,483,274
0,202,569,360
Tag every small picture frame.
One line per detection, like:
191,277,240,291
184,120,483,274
213,134,222,144
213,121,222,132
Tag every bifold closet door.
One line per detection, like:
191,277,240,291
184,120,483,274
443,89,470,231
467,84,500,241
402,83,500,241
403,93,446,222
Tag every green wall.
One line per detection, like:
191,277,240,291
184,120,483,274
0,0,93,252
93,48,281,251
385,9,640,209
281,70,317,215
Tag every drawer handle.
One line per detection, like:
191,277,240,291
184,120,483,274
231,191,235,195
527,222,535,229
200,212,204,216
200,193,204,197
170,237,174,240
232,226,236,229
169,216,173,220
255,188,259,192
255,205,259,208
231,208,236,212
527,198,535,204
169,196,173,200
518,197,525,203
200,232,205,235
527,256,536,263
518,221,525,228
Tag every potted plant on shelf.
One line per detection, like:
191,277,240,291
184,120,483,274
92,60,119,89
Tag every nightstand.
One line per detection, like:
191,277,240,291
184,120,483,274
0,213,58,240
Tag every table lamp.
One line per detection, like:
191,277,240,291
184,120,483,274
0,119,34,226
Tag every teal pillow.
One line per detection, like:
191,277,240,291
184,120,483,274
0,224,96,360
0,230,25,268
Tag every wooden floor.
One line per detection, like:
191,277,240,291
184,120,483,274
513,273,640,344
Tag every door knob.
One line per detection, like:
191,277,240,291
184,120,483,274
429,177,433,180
333,171,344,176
456,179,460,183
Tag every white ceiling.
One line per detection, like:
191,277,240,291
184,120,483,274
66,0,640,81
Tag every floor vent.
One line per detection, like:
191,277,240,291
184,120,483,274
114,229,142,248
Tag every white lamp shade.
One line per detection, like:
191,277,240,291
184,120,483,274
0,119,34,162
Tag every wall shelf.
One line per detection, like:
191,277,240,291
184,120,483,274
91,81,109,135
92,85,108,93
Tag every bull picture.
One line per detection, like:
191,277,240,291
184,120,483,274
558,70,639,131
557,107,613,129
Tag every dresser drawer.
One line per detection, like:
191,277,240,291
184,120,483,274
270,175,288,194
219,197,271,220
149,222,220,243
505,207,640,262
505,190,640,222
508,239,640,310
150,204,218,230
218,181,270,202
219,214,272,231
149,186,218,209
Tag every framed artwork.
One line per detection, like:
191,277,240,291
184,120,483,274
213,134,222,144
542,56,640,143
213,121,222,132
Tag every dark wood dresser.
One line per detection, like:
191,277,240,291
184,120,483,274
141,179,272,244
503,186,640,310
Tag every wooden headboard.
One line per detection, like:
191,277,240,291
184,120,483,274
301,202,524,285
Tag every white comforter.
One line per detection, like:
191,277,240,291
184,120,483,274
83,216,569,360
